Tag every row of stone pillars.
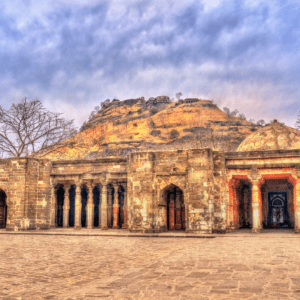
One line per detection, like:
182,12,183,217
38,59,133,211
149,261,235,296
51,183,127,229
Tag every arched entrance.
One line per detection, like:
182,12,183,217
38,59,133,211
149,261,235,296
0,189,7,228
161,184,185,231
56,186,64,227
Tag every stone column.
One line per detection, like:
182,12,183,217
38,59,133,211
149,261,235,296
112,184,119,229
74,185,81,230
294,178,300,233
107,186,113,228
63,184,71,228
252,180,263,233
169,193,175,230
122,186,128,229
227,180,236,231
50,185,57,229
175,190,182,230
86,183,94,229
101,184,108,230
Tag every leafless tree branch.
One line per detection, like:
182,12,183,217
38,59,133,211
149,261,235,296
0,98,77,157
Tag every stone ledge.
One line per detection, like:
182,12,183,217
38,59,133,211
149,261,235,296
226,163,300,169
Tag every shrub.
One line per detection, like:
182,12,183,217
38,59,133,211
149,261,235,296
150,108,159,115
170,129,179,139
150,130,161,137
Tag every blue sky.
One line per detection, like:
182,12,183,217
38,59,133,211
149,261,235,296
0,0,300,129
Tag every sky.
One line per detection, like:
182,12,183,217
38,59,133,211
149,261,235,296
0,0,300,129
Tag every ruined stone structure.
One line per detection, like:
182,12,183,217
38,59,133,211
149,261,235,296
1,120,300,233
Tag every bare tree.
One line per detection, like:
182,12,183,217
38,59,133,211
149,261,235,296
176,92,182,101
295,111,300,130
0,98,77,157
230,109,239,117
256,119,266,126
238,113,246,120
223,107,231,116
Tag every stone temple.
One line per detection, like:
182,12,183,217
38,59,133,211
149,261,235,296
1,119,300,234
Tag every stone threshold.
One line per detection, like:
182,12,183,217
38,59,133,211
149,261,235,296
0,228,299,238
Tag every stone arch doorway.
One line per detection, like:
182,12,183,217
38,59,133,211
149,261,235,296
0,189,7,229
161,184,185,231
56,186,64,227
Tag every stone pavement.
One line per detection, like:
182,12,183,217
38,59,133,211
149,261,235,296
0,230,300,299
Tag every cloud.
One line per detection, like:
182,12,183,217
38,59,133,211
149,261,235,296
0,0,300,129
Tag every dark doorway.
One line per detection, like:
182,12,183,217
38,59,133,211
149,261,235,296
162,184,184,231
238,184,252,229
93,186,100,227
268,192,289,228
118,186,125,228
0,190,7,228
69,185,75,227
57,187,64,227
81,187,87,227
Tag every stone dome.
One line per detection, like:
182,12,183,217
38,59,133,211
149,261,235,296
237,119,300,152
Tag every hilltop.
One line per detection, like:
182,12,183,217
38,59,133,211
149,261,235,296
39,96,260,160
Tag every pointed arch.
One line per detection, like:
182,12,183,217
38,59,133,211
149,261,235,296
159,184,185,231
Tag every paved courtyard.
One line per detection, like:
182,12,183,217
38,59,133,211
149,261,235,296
1,231,300,299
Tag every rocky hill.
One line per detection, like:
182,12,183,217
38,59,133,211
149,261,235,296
39,96,260,160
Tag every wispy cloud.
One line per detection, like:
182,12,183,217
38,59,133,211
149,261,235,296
0,0,299,128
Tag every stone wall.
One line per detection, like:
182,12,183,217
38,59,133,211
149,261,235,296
0,158,52,231
212,151,226,233
127,149,214,233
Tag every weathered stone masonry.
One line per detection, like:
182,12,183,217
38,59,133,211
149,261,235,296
1,146,300,233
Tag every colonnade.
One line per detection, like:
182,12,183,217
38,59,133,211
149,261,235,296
227,175,300,233
51,182,127,229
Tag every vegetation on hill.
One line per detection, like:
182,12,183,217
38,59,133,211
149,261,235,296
38,97,262,160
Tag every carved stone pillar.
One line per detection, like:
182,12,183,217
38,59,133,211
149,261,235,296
122,186,128,229
112,184,119,229
294,178,300,233
86,183,94,229
227,180,236,231
169,193,175,230
252,180,263,233
63,184,71,228
101,184,108,230
74,185,81,230
107,186,113,228
175,190,182,230
50,185,57,229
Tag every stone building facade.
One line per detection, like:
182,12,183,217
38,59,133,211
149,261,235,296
1,120,300,233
